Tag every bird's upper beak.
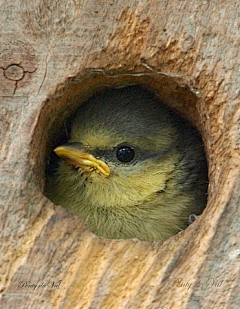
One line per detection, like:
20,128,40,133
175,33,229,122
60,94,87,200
54,143,110,176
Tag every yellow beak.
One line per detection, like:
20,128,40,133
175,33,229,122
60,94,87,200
54,144,110,176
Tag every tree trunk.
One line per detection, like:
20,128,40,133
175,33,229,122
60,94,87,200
0,1,239,308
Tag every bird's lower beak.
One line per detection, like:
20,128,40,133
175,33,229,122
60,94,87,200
54,143,110,176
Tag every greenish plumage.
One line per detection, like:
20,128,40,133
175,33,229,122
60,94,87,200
46,86,208,241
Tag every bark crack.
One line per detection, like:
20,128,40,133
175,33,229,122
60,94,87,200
37,54,49,95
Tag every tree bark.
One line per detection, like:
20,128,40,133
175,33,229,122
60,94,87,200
0,0,239,308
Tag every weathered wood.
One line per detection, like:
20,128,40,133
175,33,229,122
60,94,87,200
0,0,239,308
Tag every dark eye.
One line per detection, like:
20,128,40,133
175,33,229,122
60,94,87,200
116,145,135,163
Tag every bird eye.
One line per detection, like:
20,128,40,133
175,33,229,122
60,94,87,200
116,145,135,163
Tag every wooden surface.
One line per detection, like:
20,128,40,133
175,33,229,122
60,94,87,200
0,0,239,308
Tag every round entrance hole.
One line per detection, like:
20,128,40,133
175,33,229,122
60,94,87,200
34,73,208,242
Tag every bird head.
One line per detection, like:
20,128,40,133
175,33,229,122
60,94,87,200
46,85,207,241
52,86,182,209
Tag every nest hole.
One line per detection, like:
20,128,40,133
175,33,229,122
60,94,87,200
32,71,208,242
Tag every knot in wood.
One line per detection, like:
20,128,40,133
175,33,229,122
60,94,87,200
4,64,24,81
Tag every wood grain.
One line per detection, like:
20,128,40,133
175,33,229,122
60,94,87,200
0,0,239,308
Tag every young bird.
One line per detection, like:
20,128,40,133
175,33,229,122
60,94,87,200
46,86,208,241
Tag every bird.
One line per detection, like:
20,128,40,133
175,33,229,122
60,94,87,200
45,85,208,241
